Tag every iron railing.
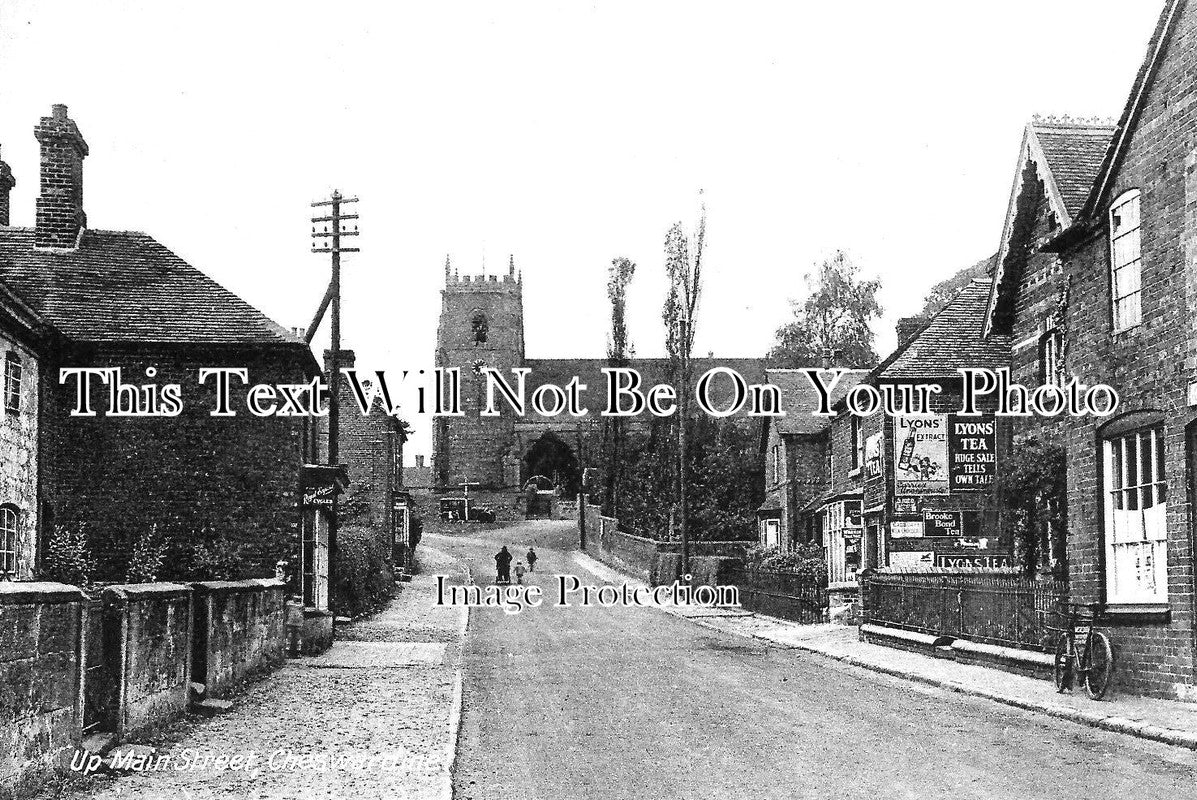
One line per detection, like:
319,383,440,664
863,572,1068,652
725,567,828,625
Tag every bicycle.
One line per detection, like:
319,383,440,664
1052,602,1115,700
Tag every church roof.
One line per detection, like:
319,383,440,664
523,356,769,421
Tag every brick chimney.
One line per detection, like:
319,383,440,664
415,455,425,469
34,104,89,249
896,316,927,347
0,146,14,227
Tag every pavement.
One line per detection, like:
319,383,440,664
432,520,1197,800
57,545,469,800
571,549,1197,752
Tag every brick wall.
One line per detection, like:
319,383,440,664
0,582,84,800
40,345,316,582
1056,2,1197,698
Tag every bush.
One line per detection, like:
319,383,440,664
126,526,168,584
745,542,828,584
334,525,394,618
188,534,249,581
38,524,94,587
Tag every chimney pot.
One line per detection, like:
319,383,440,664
52,104,68,120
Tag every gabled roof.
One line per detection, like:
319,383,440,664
0,227,303,347
767,368,868,436
984,118,1114,336
1076,0,1185,224
878,279,1010,380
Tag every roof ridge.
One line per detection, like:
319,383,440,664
1032,114,1118,130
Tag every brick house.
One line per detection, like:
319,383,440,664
1035,0,1197,698
756,368,867,551
984,116,1115,575
321,349,411,570
811,279,1012,580
0,105,320,583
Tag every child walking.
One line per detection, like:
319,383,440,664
514,560,527,585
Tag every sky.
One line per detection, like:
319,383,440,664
0,1,1165,461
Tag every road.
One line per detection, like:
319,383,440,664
432,520,1197,800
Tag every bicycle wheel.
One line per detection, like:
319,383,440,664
1084,632,1114,700
1053,634,1073,693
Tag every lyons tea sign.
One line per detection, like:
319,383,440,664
895,414,996,496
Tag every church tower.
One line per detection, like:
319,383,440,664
432,255,525,490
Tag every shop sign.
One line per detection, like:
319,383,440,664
864,431,884,479
923,509,962,537
894,415,949,496
890,551,934,569
948,415,997,490
303,484,336,507
936,553,1013,569
891,520,925,539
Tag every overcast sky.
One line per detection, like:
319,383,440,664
0,1,1164,460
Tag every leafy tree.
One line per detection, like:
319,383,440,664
997,436,1067,577
662,199,707,547
769,250,882,368
603,257,636,517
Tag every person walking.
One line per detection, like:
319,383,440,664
527,547,538,572
495,546,513,584
514,560,526,585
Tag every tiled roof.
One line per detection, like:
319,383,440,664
880,279,1010,380
1032,119,1116,218
403,466,434,489
0,227,301,346
769,368,869,436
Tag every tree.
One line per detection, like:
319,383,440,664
662,197,706,566
603,257,636,517
769,251,882,369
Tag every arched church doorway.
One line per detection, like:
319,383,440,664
523,431,581,497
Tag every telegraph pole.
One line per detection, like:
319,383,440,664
310,190,358,614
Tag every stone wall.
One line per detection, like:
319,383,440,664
103,583,193,739
191,579,285,698
0,582,84,800
580,502,753,584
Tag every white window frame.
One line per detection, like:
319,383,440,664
1040,329,1062,386
1109,190,1143,332
4,351,21,415
0,505,18,577
1102,426,1167,605
761,518,780,549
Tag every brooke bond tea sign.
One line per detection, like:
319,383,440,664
894,415,948,496
948,415,996,490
